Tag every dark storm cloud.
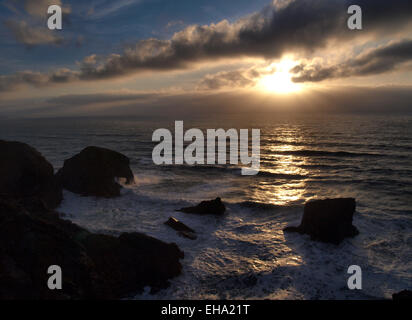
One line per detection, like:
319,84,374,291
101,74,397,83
1,0,412,91
291,39,412,82
78,0,412,80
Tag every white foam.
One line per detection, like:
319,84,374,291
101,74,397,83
58,189,411,300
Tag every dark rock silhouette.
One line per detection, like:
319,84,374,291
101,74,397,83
56,146,134,198
177,231,197,240
165,217,197,240
176,197,226,215
0,198,184,299
283,198,359,244
392,290,412,300
0,140,62,209
0,142,183,299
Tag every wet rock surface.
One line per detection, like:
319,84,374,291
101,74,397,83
165,217,197,240
283,198,359,244
177,197,226,216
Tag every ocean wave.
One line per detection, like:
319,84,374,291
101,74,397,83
157,163,240,175
298,164,352,170
155,164,309,180
256,171,307,179
260,139,412,152
269,149,385,158
235,200,301,211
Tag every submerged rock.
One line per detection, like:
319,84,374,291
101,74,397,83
176,197,226,216
392,290,412,300
165,217,197,240
0,198,184,299
165,217,195,233
177,231,197,240
0,140,62,209
283,198,359,244
56,146,134,198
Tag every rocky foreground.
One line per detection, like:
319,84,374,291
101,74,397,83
0,140,183,299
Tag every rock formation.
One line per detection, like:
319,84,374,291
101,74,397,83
56,146,134,198
0,141,183,299
283,198,359,244
176,197,226,216
0,140,62,209
165,217,197,240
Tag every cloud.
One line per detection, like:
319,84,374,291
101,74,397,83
165,20,185,31
4,20,63,46
0,69,78,92
1,0,412,90
77,0,351,79
198,68,261,90
3,0,71,46
291,39,412,82
23,0,71,19
272,0,296,10
61,0,412,81
87,0,140,19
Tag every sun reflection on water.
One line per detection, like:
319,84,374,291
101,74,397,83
255,132,310,206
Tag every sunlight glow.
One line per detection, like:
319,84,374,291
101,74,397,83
258,59,302,94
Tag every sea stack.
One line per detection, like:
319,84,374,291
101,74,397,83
56,146,134,198
283,198,359,244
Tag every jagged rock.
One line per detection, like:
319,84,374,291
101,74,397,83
0,141,183,299
56,146,134,198
176,197,226,215
165,217,197,240
0,198,184,299
0,140,62,209
283,198,359,244
392,290,412,300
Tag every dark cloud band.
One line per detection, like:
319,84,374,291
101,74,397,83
291,39,412,82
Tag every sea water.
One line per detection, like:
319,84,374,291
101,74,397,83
1,113,411,299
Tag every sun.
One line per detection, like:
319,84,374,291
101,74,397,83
258,59,302,94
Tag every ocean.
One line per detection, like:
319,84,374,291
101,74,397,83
1,113,411,299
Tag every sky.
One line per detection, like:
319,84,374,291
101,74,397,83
0,0,412,118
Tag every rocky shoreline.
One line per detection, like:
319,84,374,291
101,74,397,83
0,139,409,300
0,140,183,299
